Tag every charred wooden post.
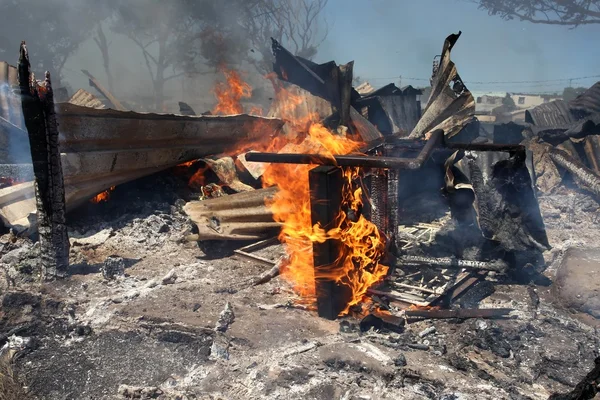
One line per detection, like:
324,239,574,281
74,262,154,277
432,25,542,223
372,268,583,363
337,62,354,128
18,41,69,278
549,147,600,198
309,165,351,319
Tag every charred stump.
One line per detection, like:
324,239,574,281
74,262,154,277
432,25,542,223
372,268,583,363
17,41,69,278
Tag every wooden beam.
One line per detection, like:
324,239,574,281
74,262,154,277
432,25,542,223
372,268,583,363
81,69,126,111
309,165,351,320
18,41,69,278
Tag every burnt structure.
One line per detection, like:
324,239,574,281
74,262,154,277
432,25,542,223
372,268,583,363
18,41,69,278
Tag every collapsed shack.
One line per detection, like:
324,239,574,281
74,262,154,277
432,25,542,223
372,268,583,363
0,60,285,234
0,32,599,400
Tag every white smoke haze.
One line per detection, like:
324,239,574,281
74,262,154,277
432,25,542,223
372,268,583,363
0,0,331,114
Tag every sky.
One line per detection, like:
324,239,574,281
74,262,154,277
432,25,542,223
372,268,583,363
316,0,600,94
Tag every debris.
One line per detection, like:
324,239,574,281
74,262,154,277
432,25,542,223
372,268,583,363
117,385,163,399
549,147,600,198
210,332,230,361
81,69,126,111
178,101,196,116
161,269,178,285
418,326,436,338
183,186,281,241
215,302,235,332
548,356,600,400
101,256,125,280
398,255,508,273
402,308,513,320
68,88,105,109
355,84,422,136
18,42,69,278
69,228,112,247
203,157,255,193
446,149,550,253
0,106,284,232
394,353,407,367
359,313,404,333
410,32,475,140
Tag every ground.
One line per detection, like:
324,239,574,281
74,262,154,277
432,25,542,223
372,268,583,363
1,172,600,400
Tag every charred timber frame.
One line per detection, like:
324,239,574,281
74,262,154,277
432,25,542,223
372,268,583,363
248,130,527,319
309,166,352,320
18,41,69,278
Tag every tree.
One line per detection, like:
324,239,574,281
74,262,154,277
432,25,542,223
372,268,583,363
238,0,330,73
0,0,101,87
502,93,516,110
110,0,220,111
474,0,600,26
562,86,588,102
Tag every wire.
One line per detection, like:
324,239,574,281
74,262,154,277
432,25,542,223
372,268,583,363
362,74,600,85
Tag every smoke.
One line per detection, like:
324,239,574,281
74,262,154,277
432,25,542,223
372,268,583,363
0,82,32,183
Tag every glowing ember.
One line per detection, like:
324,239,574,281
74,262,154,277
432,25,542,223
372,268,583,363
90,186,115,204
212,66,252,115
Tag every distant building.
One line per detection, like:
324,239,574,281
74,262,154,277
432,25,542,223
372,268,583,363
471,92,507,113
509,93,562,110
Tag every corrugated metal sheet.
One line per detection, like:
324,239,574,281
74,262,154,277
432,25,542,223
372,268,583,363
570,81,600,116
0,105,285,230
525,100,575,126
68,89,106,109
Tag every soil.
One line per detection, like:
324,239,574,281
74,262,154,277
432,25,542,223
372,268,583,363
1,171,600,400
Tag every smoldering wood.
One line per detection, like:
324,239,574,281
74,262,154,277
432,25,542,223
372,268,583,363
81,69,126,111
397,255,508,273
446,149,550,253
309,165,351,320
337,62,354,128
403,307,512,320
18,42,69,277
549,147,600,198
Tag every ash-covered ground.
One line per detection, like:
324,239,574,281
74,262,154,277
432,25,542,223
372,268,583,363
1,170,600,400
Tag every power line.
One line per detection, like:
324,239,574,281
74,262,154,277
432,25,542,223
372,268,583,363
362,74,600,85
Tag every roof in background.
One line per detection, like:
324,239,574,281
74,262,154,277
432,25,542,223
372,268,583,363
570,81,600,116
471,91,507,99
525,99,575,126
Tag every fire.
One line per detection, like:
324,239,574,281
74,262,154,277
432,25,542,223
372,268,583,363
90,186,115,204
212,66,252,115
188,164,210,190
261,83,389,315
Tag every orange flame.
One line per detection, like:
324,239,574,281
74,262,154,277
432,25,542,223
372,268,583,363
212,67,252,115
90,186,115,204
189,165,210,190
260,83,388,316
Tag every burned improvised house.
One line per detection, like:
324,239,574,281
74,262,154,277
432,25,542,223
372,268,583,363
0,20,600,400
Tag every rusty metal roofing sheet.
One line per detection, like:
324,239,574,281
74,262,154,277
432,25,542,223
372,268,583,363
525,100,575,127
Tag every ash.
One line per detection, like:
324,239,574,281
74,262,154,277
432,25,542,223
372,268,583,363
1,171,600,400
